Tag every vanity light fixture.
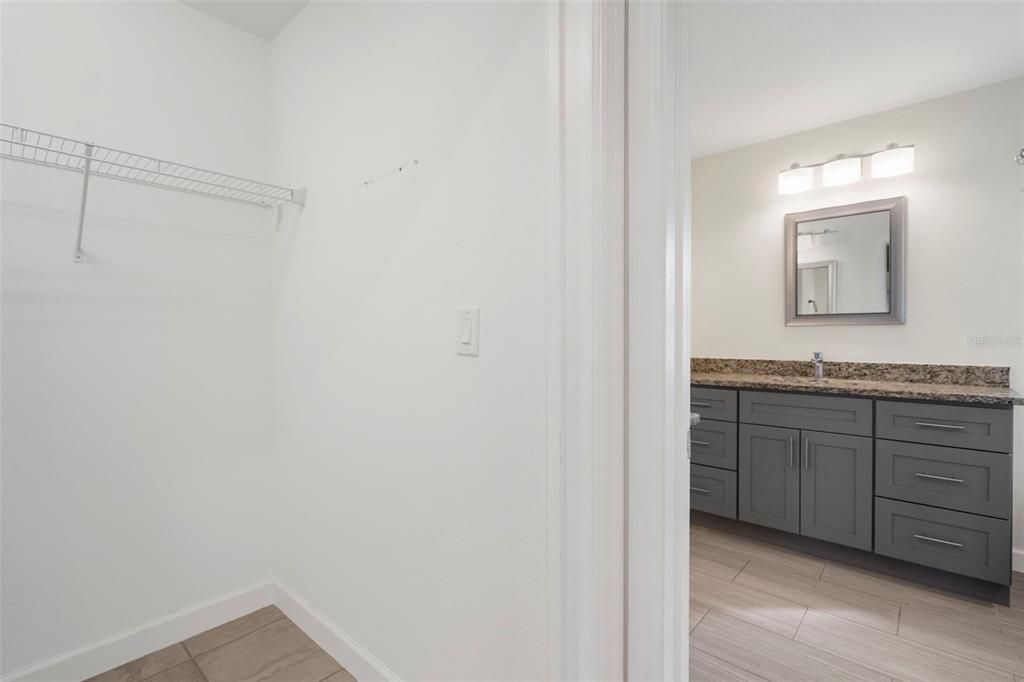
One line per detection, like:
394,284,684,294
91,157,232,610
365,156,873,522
778,164,814,194
778,143,914,194
822,155,862,187
870,144,915,178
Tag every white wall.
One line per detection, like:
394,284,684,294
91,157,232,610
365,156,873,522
1,2,275,673
692,78,1024,555
268,3,549,679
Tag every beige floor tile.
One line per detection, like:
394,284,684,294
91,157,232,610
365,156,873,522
690,646,766,682
145,661,207,682
887,589,999,632
322,669,358,682
690,567,806,638
734,560,901,634
690,597,711,632
85,644,190,682
183,605,285,657
820,562,997,621
1007,574,1024,611
996,604,1024,635
795,610,1013,682
691,540,751,581
691,610,888,682
693,528,826,579
898,601,1024,675
195,618,340,682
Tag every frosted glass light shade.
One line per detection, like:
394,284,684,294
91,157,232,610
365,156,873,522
822,157,862,186
778,166,813,194
870,146,914,178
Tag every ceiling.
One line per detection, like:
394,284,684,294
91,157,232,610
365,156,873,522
690,1,1023,158
181,1,308,41
179,1,1021,155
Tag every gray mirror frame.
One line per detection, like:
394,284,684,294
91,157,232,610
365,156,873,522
785,196,906,326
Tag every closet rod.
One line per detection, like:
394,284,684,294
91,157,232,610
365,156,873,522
1,123,306,263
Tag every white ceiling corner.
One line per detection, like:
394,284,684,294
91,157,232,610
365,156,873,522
181,0,309,41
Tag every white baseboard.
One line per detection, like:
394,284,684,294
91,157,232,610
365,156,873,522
3,581,399,682
1013,548,1024,575
273,582,401,682
2,581,276,682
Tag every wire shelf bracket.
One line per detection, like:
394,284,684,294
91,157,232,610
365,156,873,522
1,123,307,263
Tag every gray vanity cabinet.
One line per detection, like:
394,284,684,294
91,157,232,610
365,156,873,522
738,424,800,533
800,432,873,551
693,385,1015,585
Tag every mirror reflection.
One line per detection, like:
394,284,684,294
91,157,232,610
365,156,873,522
796,211,891,316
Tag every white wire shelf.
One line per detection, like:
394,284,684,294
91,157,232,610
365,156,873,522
1,123,305,207
1,123,305,263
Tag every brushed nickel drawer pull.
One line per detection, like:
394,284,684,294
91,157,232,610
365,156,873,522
691,440,711,447
914,421,966,431
913,533,964,548
691,487,711,494
788,437,795,468
914,472,966,484
691,401,711,407
804,437,810,470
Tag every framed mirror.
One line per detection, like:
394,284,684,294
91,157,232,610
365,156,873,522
785,196,906,325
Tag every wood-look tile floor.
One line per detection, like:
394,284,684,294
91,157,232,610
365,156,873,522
689,521,1024,682
86,606,357,682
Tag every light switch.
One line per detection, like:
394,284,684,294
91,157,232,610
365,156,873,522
457,306,480,356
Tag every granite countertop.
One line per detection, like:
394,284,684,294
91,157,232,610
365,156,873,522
692,358,1024,406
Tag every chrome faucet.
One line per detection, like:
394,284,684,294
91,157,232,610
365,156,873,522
812,352,825,381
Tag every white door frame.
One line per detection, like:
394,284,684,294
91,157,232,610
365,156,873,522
547,2,689,680
626,2,690,680
545,1,627,680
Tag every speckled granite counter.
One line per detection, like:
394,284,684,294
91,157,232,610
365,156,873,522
692,358,1023,406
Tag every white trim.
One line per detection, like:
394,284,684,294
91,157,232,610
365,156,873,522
2,581,402,682
273,582,400,682
1013,548,1024,574
557,1,627,679
543,1,566,680
1,582,275,682
627,1,690,680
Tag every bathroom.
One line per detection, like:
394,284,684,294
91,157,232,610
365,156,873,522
687,3,1024,678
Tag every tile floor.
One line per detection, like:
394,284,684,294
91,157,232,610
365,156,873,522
690,519,1024,682
86,606,356,682
86,525,1024,682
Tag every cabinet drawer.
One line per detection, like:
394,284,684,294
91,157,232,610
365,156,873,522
691,464,737,519
690,419,737,470
691,387,737,422
874,498,1011,585
876,401,1012,453
876,440,1011,518
739,390,872,436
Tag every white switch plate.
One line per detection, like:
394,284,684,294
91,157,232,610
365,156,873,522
457,306,480,357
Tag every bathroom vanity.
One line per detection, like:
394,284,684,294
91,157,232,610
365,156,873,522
690,359,1021,586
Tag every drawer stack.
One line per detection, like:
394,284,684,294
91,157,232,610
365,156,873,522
874,401,1013,585
690,387,738,519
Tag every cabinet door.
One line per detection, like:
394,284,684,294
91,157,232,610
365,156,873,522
738,423,800,533
800,432,873,550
